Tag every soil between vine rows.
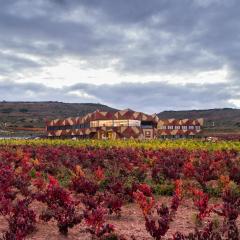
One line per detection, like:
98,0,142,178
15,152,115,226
1,197,238,240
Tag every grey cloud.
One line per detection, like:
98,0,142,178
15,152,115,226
0,80,239,113
1,0,240,76
0,0,240,110
0,51,42,75
68,81,239,112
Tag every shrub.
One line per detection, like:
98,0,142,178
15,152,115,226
35,176,82,235
153,183,175,196
84,207,114,239
71,176,98,195
2,198,36,240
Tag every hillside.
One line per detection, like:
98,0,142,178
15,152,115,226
158,108,240,133
0,101,117,136
0,103,239,137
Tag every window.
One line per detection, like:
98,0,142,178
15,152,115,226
47,125,70,131
145,130,151,138
84,123,90,128
159,125,167,130
75,123,89,129
195,126,201,130
175,126,181,130
129,120,141,127
98,120,114,127
189,126,194,130
167,125,174,130
113,120,128,127
182,126,187,130
48,123,91,131
92,119,141,127
47,126,55,131
90,121,99,127
141,121,153,128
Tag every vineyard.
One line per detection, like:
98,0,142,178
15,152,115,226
0,139,240,239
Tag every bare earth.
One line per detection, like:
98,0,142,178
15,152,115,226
0,197,239,240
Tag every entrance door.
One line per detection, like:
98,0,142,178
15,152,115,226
143,129,153,139
107,131,116,140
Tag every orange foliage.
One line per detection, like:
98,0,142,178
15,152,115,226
133,190,155,216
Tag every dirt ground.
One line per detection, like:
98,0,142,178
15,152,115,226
0,197,239,240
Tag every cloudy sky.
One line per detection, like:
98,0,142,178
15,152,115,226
0,0,240,113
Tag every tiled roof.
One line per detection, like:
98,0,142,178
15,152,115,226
46,109,159,126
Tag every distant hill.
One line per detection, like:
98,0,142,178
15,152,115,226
0,102,239,136
158,108,240,133
0,102,117,134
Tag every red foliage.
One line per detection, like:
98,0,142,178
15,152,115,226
95,166,105,181
137,183,153,197
35,176,82,235
48,175,59,186
173,221,222,240
1,198,36,240
134,181,182,240
32,172,46,190
103,192,123,216
191,187,212,221
171,180,182,213
0,144,239,239
133,190,155,216
71,176,98,195
84,207,114,238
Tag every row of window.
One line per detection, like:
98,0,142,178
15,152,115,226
47,123,90,131
47,120,141,131
90,120,141,127
48,124,201,132
159,125,201,130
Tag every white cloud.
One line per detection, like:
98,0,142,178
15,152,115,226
14,57,230,87
0,0,239,110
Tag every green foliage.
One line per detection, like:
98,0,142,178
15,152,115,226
152,173,166,185
99,178,111,192
29,168,36,178
124,175,138,189
227,181,240,197
152,182,175,196
55,166,74,187
206,186,221,197
132,168,147,182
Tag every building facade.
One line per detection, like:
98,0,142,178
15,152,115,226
157,118,204,139
46,109,204,139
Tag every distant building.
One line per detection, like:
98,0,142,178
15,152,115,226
46,109,204,139
157,118,204,139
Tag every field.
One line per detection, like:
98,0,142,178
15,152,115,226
0,139,240,239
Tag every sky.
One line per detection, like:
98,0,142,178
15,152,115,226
0,0,240,113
